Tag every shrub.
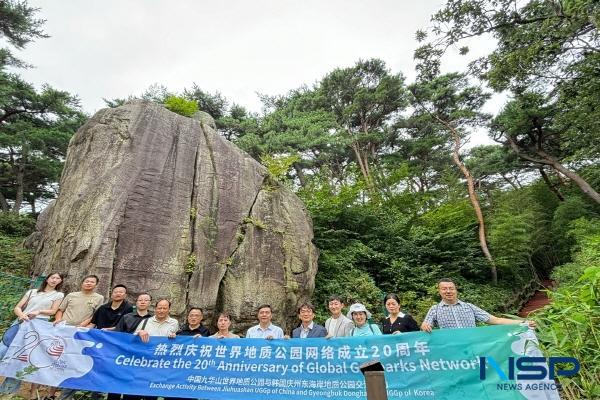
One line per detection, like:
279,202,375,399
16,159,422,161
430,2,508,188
164,96,198,117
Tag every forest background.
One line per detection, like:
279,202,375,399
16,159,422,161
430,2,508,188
0,1,598,398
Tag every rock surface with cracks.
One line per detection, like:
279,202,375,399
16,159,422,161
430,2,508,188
28,101,318,333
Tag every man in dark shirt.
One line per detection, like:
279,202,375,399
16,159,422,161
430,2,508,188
114,293,152,333
89,284,133,330
108,293,153,400
177,307,210,337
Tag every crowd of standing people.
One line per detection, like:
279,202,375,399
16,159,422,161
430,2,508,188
0,273,535,400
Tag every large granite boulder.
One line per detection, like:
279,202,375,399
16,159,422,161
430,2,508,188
29,101,318,333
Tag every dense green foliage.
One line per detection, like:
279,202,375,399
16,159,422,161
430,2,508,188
0,213,34,330
164,96,199,117
535,219,600,399
1,4,599,391
0,1,84,215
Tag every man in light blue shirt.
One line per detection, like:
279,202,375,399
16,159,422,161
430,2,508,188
245,304,284,339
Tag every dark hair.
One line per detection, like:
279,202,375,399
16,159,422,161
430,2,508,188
39,272,64,292
384,293,401,305
327,295,344,304
217,312,231,321
438,278,456,287
82,274,99,284
297,302,315,314
256,304,272,313
112,284,127,292
136,293,152,301
155,298,171,307
188,307,204,314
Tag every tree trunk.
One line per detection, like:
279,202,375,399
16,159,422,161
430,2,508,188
29,197,37,215
440,117,497,284
349,141,377,196
538,167,565,201
549,159,600,204
506,136,600,204
12,165,24,214
293,163,306,188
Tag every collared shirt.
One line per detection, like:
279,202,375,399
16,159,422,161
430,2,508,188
299,322,314,338
382,312,420,334
134,316,179,337
245,323,284,339
177,324,210,337
91,301,134,329
423,300,491,329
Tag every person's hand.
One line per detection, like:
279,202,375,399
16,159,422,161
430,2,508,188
19,314,30,322
265,335,274,340
137,330,150,343
53,319,63,326
392,330,401,335
525,320,537,329
168,332,176,339
193,334,202,338
421,322,432,333
27,310,40,319
325,333,333,339
101,327,115,331
283,335,290,339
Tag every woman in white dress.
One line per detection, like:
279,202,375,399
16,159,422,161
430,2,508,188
0,272,64,399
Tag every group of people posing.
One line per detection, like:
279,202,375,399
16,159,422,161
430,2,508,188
0,272,535,400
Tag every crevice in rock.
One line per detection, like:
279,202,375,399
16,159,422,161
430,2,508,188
225,174,269,278
184,124,202,307
200,122,220,258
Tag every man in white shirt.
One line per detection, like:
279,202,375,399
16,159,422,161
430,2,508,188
135,299,179,342
245,304,284,339
324,295,354,337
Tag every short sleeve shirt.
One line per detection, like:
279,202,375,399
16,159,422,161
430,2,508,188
135,316,179,337
423,300,491,329
58,291,104,326
91,301,134,329
22,289,64,319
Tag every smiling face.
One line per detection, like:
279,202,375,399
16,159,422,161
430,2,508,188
257,306,272,325
298,306,314,325
385,298,400,315
438,281,458,304
154,300,170,320
351,311,367,327
81,277,98,291
328,299,344,317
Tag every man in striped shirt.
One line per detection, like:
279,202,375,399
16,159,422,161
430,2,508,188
421,278,536,332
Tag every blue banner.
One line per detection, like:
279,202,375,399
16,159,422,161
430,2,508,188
0,319,560,399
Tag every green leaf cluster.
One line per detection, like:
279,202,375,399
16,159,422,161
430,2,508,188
163,96,199,117
535,218,600,399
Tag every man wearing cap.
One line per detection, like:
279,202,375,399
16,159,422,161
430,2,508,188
348,303,382,336
421,278,537,332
